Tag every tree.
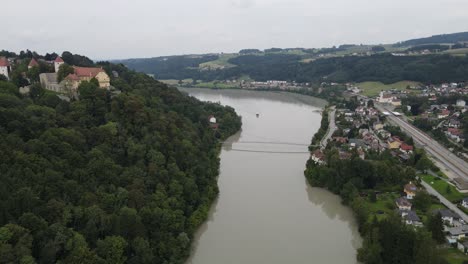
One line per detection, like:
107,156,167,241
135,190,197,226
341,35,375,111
412,191,432,212
96,236,128,264
427,212,445,243
415,155,432,173
57,64,75,82
26,66,40,83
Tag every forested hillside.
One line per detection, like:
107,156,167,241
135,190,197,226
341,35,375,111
122,53,468,84
0,60,241,263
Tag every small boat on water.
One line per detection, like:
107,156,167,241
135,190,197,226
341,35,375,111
256,113,260,118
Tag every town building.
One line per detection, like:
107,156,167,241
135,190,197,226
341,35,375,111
39,73,61,92
311,149,326,165
446,128,462,142
458,240,468,254
28,58,39,69
435,209,460,226
398,210,422,226
63,66,111,89
395,197,412,210
461,197,468,209
438,109,450,119
456,99,466,108
400,143,414,154
448,225,468,241
0,57,11,79
209,115,217,124
404,182,417,199
54,56,64,72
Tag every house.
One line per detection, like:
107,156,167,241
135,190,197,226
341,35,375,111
438,109,450,119
0,57,11,79
208,115,217,124
395,197,412,210
332,137,348,144
446,128,462,142
39,73,62,92
311,149,326,165
349,138,366,149
373,122,384,131
404,182,417,199
54,56,64,72
457,99,466,108
391,99,402,106
387,137,403,149
400,143,414,154
378,92,394,103
63,66,111,89
435,209,460,226
398,210,422,226
28,58,39,69
458,240,468,254
377,130,391,139
461,197,468,209
448,225,468,241
448,119,461,128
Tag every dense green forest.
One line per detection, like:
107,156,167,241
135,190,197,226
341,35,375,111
121,53,468,84
395,31,468,47
0,59,241,263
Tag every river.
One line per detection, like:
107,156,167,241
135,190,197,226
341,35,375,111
181,88,362,264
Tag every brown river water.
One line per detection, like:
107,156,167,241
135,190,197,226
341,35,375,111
181,88,362,264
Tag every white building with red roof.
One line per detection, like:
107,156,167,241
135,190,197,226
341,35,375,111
54,56,64,72
28,58,39,69
0,57,11,79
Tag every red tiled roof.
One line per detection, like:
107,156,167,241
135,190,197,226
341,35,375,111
65,73,80,81
448,128,461,136
400,143,413,151
73,66,104,78
440,109,450,115
0,57,10,67
29,58,39,67
54,56,64,63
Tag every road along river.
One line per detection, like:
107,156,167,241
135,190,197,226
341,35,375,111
181,88,362,264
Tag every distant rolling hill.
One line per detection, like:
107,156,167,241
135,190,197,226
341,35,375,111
395,31,468,46
115,31,468,85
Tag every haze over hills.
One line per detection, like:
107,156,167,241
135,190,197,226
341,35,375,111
116,31,468,86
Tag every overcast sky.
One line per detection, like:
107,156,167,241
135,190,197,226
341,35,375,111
3,0,468,60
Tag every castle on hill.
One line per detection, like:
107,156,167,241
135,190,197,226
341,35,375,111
38,56,110,96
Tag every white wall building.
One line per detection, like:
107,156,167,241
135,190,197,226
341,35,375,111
0,57,11,79
54,56,64,72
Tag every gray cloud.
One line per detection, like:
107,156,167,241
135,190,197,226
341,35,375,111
2,0,468,59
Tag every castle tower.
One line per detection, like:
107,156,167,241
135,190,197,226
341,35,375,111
54,56,64,72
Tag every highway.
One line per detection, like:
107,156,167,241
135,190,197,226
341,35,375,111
375,103,468,185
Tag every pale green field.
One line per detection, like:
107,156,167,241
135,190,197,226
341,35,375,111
357,81,421,97
194,81,240,89
199,54,237,70
160,79,194,85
